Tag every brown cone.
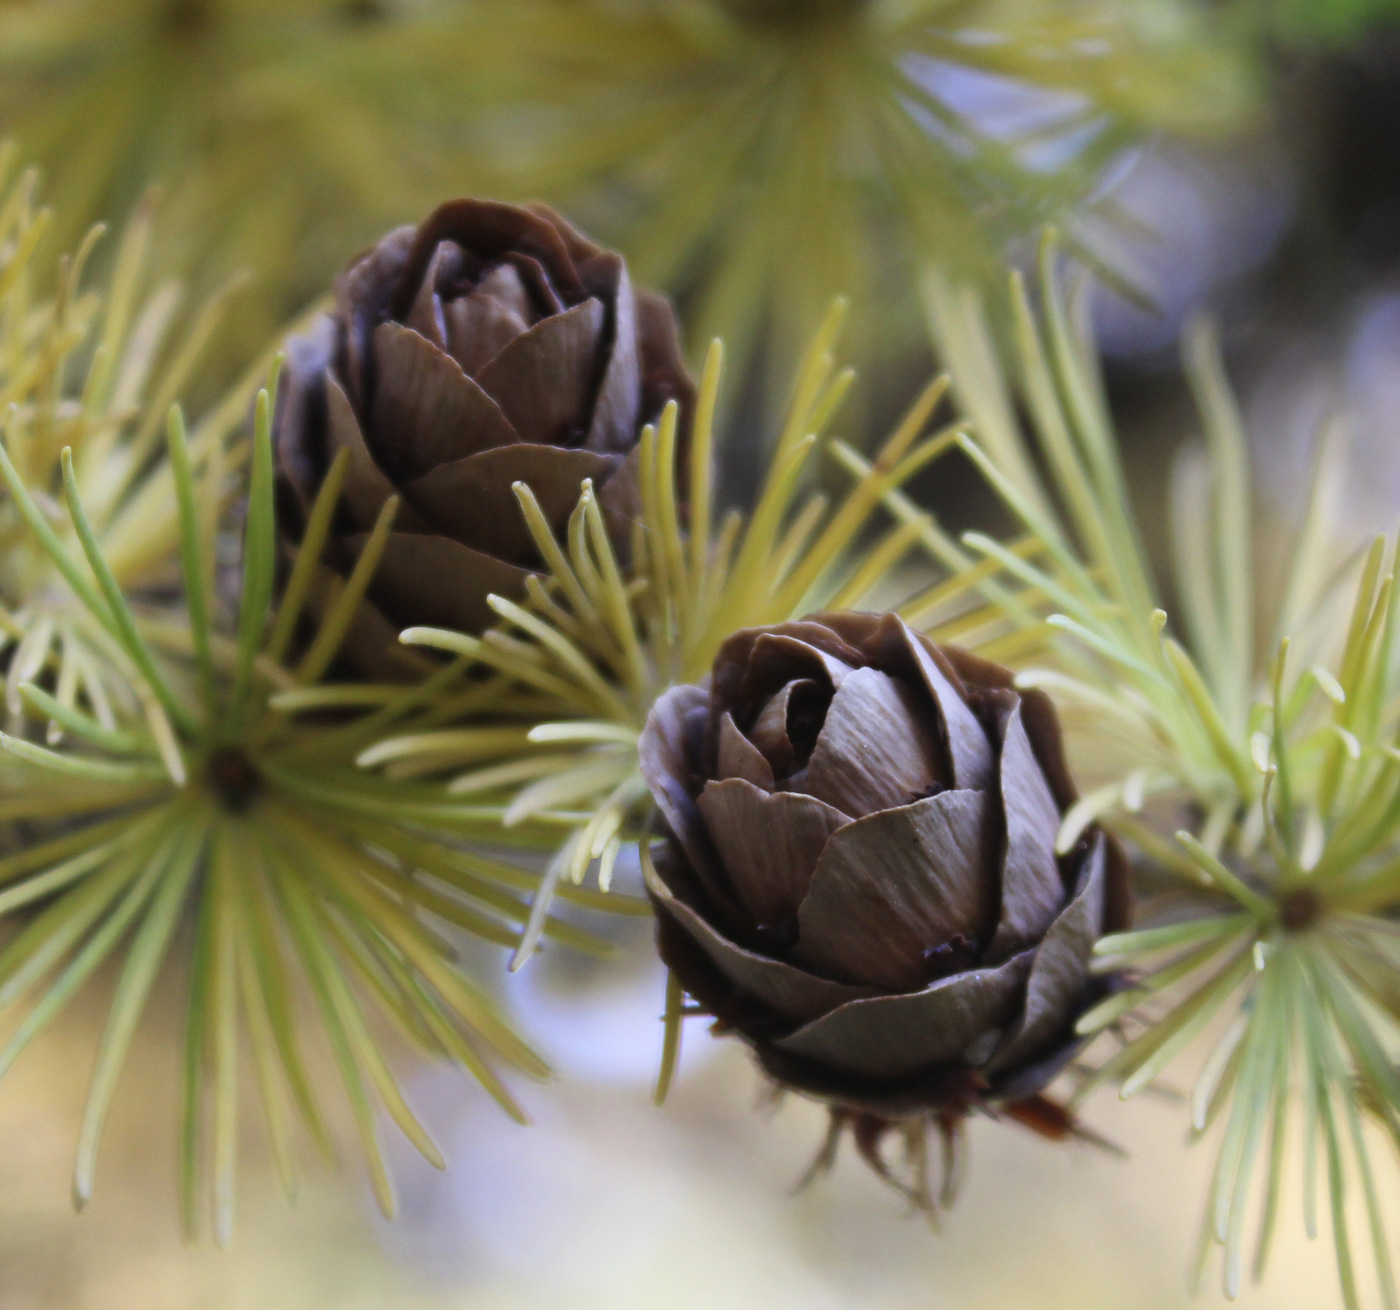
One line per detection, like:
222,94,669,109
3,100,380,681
274,198,693,678
638,612,1129,1143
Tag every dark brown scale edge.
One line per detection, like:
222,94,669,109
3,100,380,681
649,819,1133,1211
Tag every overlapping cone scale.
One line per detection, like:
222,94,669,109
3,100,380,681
274,197,693,676
638,611,1129,1119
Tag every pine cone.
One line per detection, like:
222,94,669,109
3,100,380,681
638,612,1128,1129
274,197,692,675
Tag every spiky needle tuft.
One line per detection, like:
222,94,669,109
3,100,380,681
918,241,1400,1309
0,362,629,1241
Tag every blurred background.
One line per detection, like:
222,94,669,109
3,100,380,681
6,1,1400,1306
0,907,1379,1310
1,866,1394,1310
